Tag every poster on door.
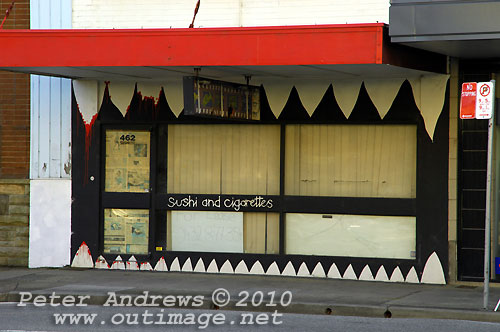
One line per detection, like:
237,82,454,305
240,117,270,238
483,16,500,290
103,208,149,254
105,130,150,192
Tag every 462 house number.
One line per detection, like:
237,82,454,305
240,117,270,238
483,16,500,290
119,134,136,143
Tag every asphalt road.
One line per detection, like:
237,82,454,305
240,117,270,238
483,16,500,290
1,303,500,332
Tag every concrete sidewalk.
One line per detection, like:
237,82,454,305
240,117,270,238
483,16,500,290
1,267,500,323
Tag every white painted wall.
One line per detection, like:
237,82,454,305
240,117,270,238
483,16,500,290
29,0,72,268
72,0,389,29
29,179,72,268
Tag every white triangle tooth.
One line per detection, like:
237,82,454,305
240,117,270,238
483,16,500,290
170,257,181,272
343,264,357,280
207,259,219,273
194,258,206,273
405,266,420,283
71,242,94,268
111,256,125,270
297,262,311,277
94,255,109,269
359,265,374,281
126,255,139,270
154,257,168,272
140,262,153,271
327,263,342,279
421,252,445,284
234,260,249,274
266,262,281,276
390,267,404,282
374,266,389,282
220,260,234,274
311,262,326,278
249,261,265,275
181,258,193,272
282,262,296,276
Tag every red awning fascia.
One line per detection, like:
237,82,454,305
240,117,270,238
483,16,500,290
1,24,387,67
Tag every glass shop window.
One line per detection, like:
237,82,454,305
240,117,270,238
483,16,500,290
105,130,150,193
167,125,280,195
285,213,416,259
285,124,417,198
162,211,279,254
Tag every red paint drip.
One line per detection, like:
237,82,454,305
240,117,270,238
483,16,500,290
84,113,98,177
124,88,141,120
124,88,162,120
80,112,98,185
81,241,92,256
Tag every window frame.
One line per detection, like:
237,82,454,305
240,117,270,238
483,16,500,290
98,121,418,260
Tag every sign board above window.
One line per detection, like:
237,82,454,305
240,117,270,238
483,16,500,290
183,76,260,120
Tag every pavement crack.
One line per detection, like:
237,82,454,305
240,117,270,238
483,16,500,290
383,290,422,305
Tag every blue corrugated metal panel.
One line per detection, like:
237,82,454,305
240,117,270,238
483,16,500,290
30,75,39,178
30,0,72,179
37,76,51,178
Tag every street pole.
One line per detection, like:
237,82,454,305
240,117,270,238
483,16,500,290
484,79,496,310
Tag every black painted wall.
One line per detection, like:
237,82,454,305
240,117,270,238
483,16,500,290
71,80,449,281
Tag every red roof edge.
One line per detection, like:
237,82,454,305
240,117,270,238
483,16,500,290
1,24,387,67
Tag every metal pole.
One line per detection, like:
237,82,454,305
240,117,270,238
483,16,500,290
484,79,496,310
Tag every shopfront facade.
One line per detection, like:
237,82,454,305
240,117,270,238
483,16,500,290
1,0,451,284
68,64,449,283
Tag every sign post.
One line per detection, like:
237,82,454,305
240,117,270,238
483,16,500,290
460,80,495,310
482,81,495,310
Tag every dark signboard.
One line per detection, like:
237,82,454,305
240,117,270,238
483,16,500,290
183,76,260,120
156,194,280,212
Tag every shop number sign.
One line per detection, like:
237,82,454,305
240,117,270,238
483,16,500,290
460,82,495,119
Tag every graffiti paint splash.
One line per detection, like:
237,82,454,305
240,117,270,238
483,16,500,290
125,84,174,121
84,113,99,166
78,109,98,185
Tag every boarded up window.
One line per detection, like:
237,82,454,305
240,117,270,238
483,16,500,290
167,125,280,195
285,125,416,198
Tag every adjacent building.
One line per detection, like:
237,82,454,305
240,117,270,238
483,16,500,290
389,0,500,282
0,0,30,267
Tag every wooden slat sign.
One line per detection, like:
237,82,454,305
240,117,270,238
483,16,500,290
460,82,477,119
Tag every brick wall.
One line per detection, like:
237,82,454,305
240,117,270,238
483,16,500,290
0,0,30,179
0,1,30,266
72,0,389,29
0,71,30,179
